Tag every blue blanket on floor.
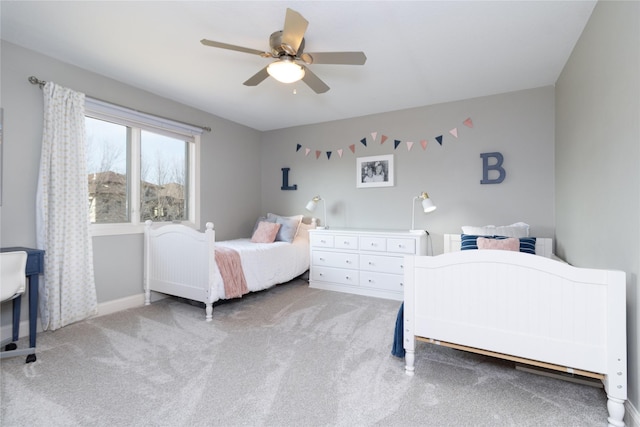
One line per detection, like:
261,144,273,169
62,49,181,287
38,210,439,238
391,303,405,358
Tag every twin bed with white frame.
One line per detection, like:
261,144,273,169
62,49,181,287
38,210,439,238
143,218,312,321
403,233,628,427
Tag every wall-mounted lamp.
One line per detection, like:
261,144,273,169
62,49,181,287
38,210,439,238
411,192,436,231
267,57,305,83
305,195,327,229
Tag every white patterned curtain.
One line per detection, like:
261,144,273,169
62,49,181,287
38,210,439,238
36,82,98,331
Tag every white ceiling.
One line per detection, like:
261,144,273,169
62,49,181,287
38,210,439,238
1,1,596,131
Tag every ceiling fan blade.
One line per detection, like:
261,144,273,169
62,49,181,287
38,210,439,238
243,67,270,86
201,39,269,57
282,8,308,54
303,52,367,65
301,67,330,94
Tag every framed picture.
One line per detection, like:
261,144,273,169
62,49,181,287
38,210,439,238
356,154,394,188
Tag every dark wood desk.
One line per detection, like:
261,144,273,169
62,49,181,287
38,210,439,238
1,247,44,363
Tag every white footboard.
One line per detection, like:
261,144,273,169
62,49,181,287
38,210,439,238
403,251,627,427
144,221,217,321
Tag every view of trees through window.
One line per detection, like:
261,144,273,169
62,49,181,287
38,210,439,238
86,117,188,224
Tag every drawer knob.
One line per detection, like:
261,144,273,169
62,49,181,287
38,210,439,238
400,282,403,286
346,260,351,264
344,241,350,245
319,258,325,261
368,261,373,265
398,244,403,248
346,276,351,280
368,279,373,283
321,240,326,243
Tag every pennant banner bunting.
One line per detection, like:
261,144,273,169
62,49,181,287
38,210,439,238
294,117,473,159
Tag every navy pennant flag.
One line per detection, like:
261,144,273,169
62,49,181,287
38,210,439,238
360,138,367,147
296,143,302,152
436,135,443,145
394,139,401,149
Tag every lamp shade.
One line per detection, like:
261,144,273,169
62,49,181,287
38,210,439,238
421,197,436,213
305,199,318,212
267,58,305,83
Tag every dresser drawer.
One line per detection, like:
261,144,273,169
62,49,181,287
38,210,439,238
313,251,358,269
360,271,404,293
359,236,386,252
311,266,359,286
310,234,334,248
386,238,416,254
360,254,404,274
334,235,358,250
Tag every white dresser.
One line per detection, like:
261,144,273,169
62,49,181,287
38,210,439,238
308,229,427,301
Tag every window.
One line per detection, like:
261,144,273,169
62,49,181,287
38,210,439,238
85,98,202,236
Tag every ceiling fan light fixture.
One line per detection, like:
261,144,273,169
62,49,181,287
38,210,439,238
267,58,305,83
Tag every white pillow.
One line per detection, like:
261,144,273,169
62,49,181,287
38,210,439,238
461,222,530,238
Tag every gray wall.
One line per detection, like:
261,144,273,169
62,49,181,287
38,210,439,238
260,87,556,255
0,41,262,318
556,0,639,416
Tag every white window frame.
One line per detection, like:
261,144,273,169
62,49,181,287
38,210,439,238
85,98,201,236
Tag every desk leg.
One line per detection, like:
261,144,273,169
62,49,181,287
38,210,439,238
28,275,38,349
12,296,22,342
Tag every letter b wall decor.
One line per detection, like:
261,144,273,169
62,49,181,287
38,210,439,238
480,152,506,184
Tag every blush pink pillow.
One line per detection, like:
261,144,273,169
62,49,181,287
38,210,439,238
477,237,519,252
251,221,281,243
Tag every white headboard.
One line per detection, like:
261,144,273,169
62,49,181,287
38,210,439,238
444,234,554,258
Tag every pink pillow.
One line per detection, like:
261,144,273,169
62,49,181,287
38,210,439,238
477,237,519,252
251,221,281,243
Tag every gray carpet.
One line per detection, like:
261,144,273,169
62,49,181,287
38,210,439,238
1,279,608,426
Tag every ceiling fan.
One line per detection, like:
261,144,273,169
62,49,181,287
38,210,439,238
200,8,367,94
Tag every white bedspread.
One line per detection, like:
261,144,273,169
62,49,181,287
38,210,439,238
215,238,309,299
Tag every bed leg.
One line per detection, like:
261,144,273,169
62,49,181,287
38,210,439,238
205,303,213,322
405,350,415,376
607,396,625,427
144,288,150,306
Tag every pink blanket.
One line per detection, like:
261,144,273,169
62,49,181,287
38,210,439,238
214,246,249,299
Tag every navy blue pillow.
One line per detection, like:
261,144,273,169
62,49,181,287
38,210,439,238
460,234,481,250
460,234,536,254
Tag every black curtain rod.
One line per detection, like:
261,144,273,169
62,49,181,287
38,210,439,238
28,76,212,132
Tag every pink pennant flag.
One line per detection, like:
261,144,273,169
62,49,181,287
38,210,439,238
349,144,356,154
371,132,378,142
406,141,414,151
420,140,428,150
463,117,473,128
337,149,343,158
380,135,388,145
315,150,321,159
449,128,458,138
305,148,311,156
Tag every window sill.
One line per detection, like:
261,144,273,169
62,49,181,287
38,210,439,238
90,221,196,237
